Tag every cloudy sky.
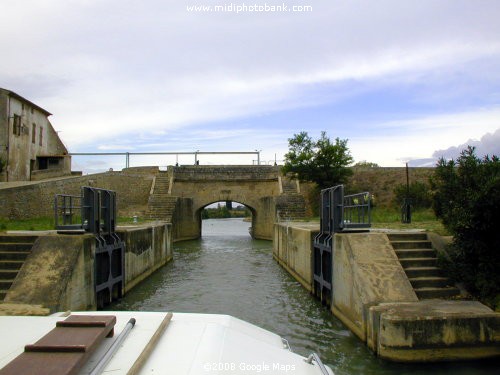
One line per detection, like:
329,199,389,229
2,0,500,171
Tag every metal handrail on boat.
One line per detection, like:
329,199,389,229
304,352,331,375
90,318,136,375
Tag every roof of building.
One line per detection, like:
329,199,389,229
0,88,52,116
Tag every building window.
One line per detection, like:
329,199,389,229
37,156,63,170
13,115,21,136
32,123,36,143
39,127,43,146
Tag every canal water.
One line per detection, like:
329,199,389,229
109,218,498,374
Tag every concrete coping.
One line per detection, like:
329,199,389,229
117,222,170,232
0,303,51,316
372,300,497,319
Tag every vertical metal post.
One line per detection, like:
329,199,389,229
402,163,412,223
406,162,410,196
54,194,59,228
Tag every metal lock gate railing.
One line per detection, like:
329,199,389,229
313,185,371,306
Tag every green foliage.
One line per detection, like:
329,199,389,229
430,146,500,303
202,204,231,219
283,131,353,189
353,160,379,168
392,181,432,209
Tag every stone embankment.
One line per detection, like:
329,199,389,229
273,222,500,362
1,222,172,313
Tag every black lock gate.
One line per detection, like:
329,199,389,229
55,186,125,309
313,185,371,306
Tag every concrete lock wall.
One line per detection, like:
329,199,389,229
0,169,155,220
117,223,172,292
331,233,418,341
5,223,172,312
273,222,318,291
273,223,500,362
4,234,96,312
367,300,500,362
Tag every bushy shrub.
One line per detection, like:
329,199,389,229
430,146,500,304
392,181,432,209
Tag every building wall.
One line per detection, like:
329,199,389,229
0,94,9,182
0,89,71,182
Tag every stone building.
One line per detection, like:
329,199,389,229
0,88,71,182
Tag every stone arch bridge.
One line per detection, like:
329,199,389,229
146,165,307,240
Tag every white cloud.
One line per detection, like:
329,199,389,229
432,128,500,160
350,108,500,166
1,0,500,170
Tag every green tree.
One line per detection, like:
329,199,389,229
430,146,500,305
283,131,353,188
282,131,315,182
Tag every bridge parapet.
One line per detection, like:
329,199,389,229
171,165,280,181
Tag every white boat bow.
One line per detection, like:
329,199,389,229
0,311,334,375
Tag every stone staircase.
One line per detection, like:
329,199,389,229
281,177,298,194
388,233,461,299
0,235,38,301
146,172,178,222
276,176,306,221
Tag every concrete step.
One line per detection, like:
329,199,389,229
409,276,451,289
0,269,18,279
395,248,437,259
0,235,38,244
405,267,443,278
0,260,25,270
0,279,14,289
387,233,428,242
0,243,33,252
390,240,433,250
399,257,437,268
414,286,461,299
0,290,7,300
0,251,30,261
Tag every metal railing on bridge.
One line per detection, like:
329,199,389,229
313,185,371,305
70,151,263,168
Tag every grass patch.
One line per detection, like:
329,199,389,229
0,216,151,232
0,217,55,232
300,207,449,235
371,207,449,235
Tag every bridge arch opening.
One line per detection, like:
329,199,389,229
197,200,256,237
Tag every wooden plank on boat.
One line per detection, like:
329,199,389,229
0,315,116,375
127,312,173,375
